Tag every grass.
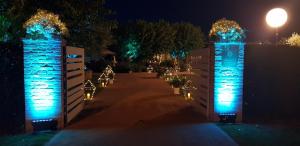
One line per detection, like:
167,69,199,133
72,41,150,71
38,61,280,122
0,131,56,146
217,123,300,146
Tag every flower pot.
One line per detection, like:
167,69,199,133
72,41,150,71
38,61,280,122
174,88,180,95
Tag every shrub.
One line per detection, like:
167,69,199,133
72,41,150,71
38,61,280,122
170,76,187,88
159,60,174,68
286,33,300,47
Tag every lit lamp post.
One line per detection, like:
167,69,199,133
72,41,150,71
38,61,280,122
266,8,288,45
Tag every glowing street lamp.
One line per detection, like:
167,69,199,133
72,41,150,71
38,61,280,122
266,8,288,44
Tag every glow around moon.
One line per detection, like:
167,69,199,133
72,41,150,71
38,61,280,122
266,8,288,28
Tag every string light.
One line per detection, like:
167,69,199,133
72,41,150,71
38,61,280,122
98,73,109,87
182,80,197,101
24,9,68,36
83,80,96,101
209,18,245,42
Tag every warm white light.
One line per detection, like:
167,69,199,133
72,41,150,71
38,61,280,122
266,8,288,28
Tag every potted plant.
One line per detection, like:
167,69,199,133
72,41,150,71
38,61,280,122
170,76,182,95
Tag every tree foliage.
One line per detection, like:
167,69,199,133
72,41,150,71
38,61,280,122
286,33,300,47
117,20,156,62
152,20,175,55
0,15,11,42
173,22,205,58
7,0,117,59
117,20,205,63
209,18,245,42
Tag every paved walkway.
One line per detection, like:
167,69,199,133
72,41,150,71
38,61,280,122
46,73,237,146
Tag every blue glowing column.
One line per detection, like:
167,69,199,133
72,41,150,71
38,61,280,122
23,39,62,123
214,42,244,119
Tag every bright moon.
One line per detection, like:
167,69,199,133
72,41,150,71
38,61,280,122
266,8,288,28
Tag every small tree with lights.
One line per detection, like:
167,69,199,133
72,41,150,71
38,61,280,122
286,33,300,47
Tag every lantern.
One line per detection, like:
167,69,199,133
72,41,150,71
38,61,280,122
187,64,192,72
104,65,114,75
98,73,108,88
84,80,96,101
103,65,115,84
182,80,197,101
164,68,172,81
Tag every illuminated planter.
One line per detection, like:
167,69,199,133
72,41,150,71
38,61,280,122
214,42,244,121
23,39,63,130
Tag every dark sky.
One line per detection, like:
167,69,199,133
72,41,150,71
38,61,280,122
106,0,300,42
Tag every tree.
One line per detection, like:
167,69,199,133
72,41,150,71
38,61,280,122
286,33,300,47
152,20,175,55
0,0,9,15
0,15,12,43
118,20,156,62
7,0,117,59
173,23,205,59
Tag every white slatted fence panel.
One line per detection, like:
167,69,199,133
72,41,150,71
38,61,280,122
65,46,85,123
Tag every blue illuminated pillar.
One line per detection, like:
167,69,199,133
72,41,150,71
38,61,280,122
23,39,63,131
213,42,244,121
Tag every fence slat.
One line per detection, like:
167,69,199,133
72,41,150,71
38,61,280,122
67,58,83,63
67,74,84,89
67,62,84,71
65,46,85,124
67,96,83,112
67,103,83,123
67,84,83,96
67,70,83,78
66,46,84,55
67,89,84,105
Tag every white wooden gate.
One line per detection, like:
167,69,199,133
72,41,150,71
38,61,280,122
190,48,212,119
64,46,85,124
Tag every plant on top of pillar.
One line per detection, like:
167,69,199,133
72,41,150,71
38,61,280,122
23,9,68,40
209,18,245,42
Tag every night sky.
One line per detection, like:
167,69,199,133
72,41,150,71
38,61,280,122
107,0,300,42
